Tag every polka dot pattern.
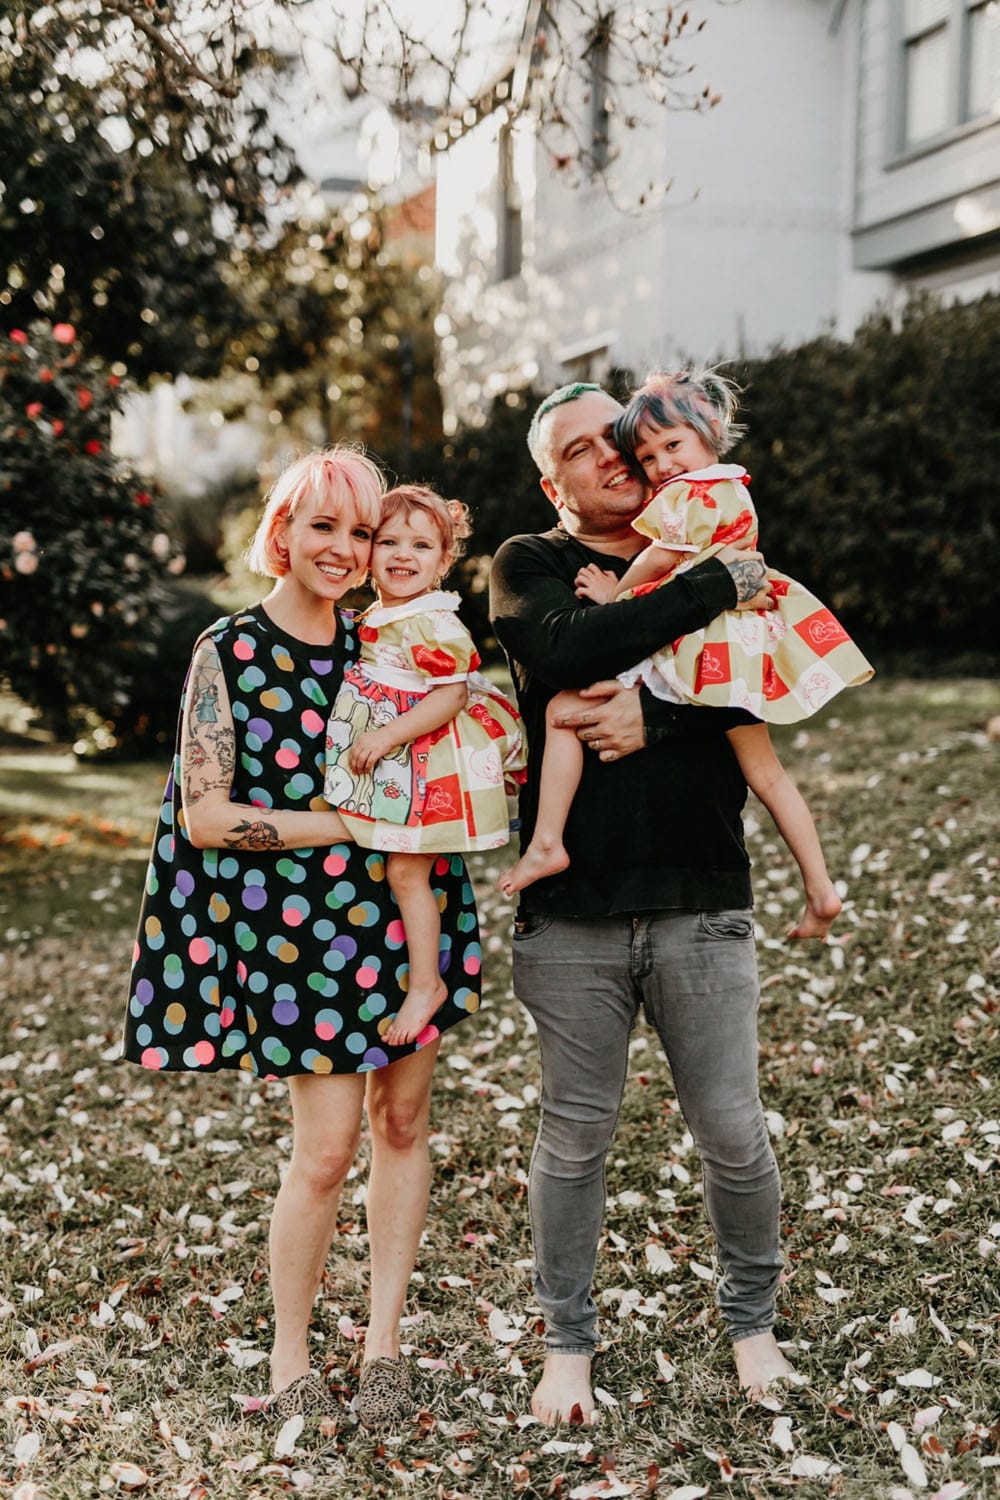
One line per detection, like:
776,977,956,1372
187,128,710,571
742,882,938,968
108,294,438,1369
123,605,480,1078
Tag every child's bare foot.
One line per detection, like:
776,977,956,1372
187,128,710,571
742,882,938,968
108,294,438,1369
733,1332,800,1401
499,837,570,895
530,1354,599,1426
384,979,447,1046
787,884,842,941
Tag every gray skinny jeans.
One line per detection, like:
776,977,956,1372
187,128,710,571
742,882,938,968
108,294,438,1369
512,909,783,1355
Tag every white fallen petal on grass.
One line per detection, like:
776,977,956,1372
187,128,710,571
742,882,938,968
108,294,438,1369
13,1433,41,1466
817,1285,850,1303
790,1456,839,1478
928,1307,953,1344
487,1306,523,1344
928,1483,970,1499
899,1442,929,1489
770,1416,795,1454
593,1387,619,1408
689,1260,715,1282
663,1487,709,1500
913,1406,944,1433
890,1308,917,1336
654,1349,677,1382
108,1463,149,1488
568,1478,636,1498
897,1369,940,1388
644,1243,676,1275
274,1414,303,1458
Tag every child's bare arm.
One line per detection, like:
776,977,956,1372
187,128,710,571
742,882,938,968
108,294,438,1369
575,543,688,605
727,722,841,940
349,683,469,773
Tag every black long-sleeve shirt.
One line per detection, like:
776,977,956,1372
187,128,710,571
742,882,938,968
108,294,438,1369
489,527,755,917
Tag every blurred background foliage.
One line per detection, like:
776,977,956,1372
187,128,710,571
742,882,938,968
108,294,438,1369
1,5,997,755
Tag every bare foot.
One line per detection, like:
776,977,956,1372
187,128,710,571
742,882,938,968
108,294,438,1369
383,979,447,1046
787,883,842,941
733,1332,799,1401
499,837,570,895
530,1353,599,1426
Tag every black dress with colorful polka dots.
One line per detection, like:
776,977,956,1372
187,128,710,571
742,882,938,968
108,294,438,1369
122,604,481,1078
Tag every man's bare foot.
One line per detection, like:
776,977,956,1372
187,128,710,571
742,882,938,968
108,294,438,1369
530,1353,599,1426
733,1332,799,1401
383,979,447,1046
787,884,842,941
499,837,570,895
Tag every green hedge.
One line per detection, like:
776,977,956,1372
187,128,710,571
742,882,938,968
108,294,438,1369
415,293,999,665
733,293,1000,658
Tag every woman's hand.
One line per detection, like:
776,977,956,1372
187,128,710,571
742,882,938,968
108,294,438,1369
348,728,395,775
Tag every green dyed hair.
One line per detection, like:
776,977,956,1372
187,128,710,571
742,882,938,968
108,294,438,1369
526,382,604,473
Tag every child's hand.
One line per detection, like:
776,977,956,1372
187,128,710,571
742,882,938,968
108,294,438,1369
349,730,394,775
575,563,620,604
787,885,842,941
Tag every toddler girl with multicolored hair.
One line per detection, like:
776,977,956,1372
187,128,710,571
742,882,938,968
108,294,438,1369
501,368,873,940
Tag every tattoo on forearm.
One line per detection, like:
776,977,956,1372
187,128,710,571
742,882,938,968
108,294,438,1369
224,819,283,850
182,644,236,804
727,557,767,603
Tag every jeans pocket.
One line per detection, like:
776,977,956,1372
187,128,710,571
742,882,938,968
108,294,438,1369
513,913,555,942
698,909,754,940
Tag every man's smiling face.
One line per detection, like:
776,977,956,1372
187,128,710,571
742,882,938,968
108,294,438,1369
540,390,647,539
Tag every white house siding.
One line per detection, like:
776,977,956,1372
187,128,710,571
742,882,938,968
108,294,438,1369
436,0,893,424
853,0,1000,285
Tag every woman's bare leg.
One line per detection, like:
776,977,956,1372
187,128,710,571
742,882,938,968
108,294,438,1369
268,1072,366,1393
499,690,587,894
363,1040,441,1360
384,853,447,1045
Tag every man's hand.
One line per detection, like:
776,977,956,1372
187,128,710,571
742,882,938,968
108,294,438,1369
553,681,645,761
717,536,773,611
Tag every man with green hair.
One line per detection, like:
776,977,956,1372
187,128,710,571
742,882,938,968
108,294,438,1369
489,382,796,1424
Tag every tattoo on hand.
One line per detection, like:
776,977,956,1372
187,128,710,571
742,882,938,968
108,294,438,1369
224,819,282,850
727,557,767,602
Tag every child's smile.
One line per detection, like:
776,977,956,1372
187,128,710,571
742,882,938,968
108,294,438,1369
371,509,451,607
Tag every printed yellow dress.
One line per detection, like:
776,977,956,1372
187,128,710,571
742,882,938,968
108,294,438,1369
618,465,874,722
324,591,526,853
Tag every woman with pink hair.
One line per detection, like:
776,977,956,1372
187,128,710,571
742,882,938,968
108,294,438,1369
123,448,482,1431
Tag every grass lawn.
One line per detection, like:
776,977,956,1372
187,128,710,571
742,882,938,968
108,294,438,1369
1,678,998,1499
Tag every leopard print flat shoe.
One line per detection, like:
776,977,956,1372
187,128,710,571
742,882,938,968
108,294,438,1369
357,1356,415,1430
269,1369,338,1421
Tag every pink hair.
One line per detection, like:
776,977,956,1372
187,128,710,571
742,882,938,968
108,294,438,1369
376,485,472,567
246,447,386,578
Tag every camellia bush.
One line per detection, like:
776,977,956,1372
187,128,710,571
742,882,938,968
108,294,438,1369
0,322,183,743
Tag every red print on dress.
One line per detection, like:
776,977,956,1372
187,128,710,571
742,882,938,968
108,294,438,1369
412,643,459,677
423,774,462,824
359,624,379,643
762,657,791,701
468,701,507,741
695,643,730,689
710,509,755,547
795,610,848,657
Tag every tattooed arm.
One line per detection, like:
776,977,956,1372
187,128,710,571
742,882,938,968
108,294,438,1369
180,639,352,851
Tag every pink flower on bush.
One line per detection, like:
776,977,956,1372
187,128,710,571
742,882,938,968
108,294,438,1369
135,491,152,507
12,531,36,553
26,402,43,418
40,368,54,382
77,388,93,412
15,551,39,575
52,323,76,344
52,419,64,436
85,439,101,455
9,329,28,345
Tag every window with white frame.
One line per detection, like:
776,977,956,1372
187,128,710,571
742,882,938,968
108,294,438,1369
900,0,1000,149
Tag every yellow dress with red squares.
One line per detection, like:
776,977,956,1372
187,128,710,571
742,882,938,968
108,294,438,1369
324,591,526,853
617,465,874,723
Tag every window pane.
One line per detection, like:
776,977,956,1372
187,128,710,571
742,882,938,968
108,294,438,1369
904,0,950,37
967,2,1000,118
905,28,952,140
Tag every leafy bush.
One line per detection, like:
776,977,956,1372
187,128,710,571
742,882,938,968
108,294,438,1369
734,293,1000,658
0,321,181,742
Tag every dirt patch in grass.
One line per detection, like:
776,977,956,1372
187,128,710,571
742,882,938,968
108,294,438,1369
1,680,998,1497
